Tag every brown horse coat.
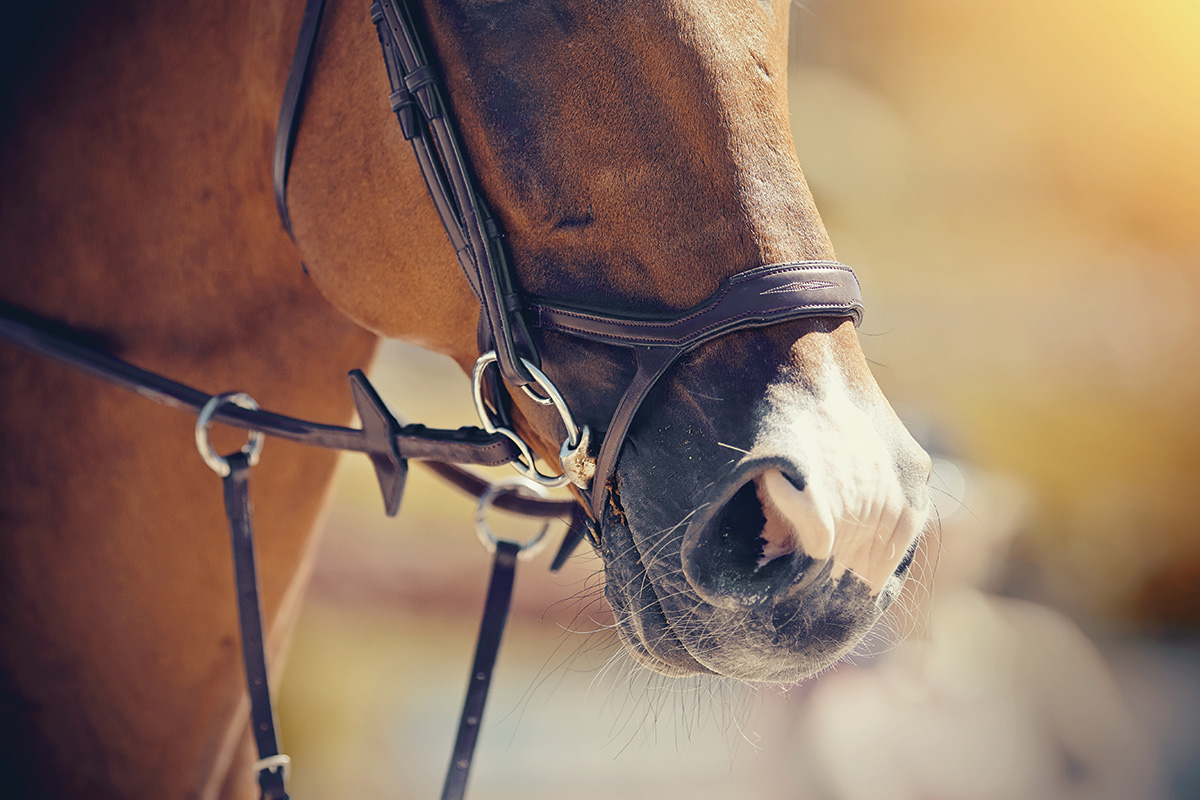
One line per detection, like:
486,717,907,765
0,0,931,795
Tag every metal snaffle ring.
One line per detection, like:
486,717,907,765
195,392,265,478
474,478,553,561
471,351,586,489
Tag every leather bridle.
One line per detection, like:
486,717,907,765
0,0,864,797
276,0,864,529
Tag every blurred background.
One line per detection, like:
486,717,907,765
278,0,1200,797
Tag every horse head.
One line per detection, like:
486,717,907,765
289,0,932,683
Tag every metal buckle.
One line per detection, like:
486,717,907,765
474,478,553,561
253,753,292,781
471,351,593,489
195,392,265,477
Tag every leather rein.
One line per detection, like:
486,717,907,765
0,0,864,797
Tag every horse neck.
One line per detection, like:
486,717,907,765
0,0,327,374
284,0,486,368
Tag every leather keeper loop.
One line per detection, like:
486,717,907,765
405,65,441,119
389,89,419,139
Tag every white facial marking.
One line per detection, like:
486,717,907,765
752,364,930,592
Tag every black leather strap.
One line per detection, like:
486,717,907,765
441,540,520,800
223,452,290,800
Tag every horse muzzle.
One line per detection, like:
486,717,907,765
603,426,931,683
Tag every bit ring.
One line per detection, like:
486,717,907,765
471,351,589,488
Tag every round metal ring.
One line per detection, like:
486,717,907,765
195,392,265,478
474,478,553,561
491,427,571,488
518,359,580,448
470,351,582,488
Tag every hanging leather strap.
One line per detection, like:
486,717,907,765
440,540,520,800
222,452,291,800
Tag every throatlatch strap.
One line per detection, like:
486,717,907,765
441,540,520,800
223,453,290,800
274,0,328,236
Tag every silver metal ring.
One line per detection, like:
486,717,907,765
519,383,555,406
470,351,582,488
518,359,580,448
474,478,552,561
492,427,571,488
195,392,265,478
470,352,502,434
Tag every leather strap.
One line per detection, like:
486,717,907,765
223,452,290,800
528,261,862,347
274,0,328,237
370,0,539,388
441,540,520,800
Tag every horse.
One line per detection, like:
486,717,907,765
0,0,933,796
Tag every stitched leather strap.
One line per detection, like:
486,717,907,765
370,0,538,388
223,453,290,800
528,261,862,347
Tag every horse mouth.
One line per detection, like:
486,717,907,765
601,462,917,683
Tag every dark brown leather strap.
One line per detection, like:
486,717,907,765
440,540,520,800
0,302,574,521
370,0,539,388
274,0,328,237
528,261,862,347
223,452,290,800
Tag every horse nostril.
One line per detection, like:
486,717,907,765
681,472,816,609
756,475,799,567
